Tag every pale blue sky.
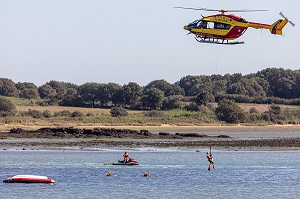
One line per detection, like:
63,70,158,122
0,0,299,86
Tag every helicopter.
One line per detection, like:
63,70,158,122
175,7,295,45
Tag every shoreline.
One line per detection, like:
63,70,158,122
0,125,300,150
1,123,300,131
1,138,300,151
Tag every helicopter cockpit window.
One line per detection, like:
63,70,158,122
207,22,214,29
196,20,207,29
214,22,231,30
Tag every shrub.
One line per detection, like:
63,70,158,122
86,112,95,117
53,110,72,117
110,107,128,117
0,97,16,112
269,104,281,115
42,110,52,118
215,99,246,123
249,107,259,114
0,111,16,117
36,100,50,106
26,109,43,119
71,111,84,117
144,110,164,117
185,102,199,111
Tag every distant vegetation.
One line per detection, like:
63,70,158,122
1,67,300,125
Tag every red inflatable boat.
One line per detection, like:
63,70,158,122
3,175,55,184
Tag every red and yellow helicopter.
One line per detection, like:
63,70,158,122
175,7,295,45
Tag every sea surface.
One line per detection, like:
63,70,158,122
0,148,299,199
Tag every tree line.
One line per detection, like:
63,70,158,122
1,67,300,110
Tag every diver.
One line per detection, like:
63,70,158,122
123,151,130,163
206,152,216,171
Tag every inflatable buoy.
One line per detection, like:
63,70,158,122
3,175,55,183
107,172,112,176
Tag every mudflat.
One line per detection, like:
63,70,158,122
0,124,300,150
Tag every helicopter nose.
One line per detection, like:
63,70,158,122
184,25,188,30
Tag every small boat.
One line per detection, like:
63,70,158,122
3,175,55,184
112,158,139,166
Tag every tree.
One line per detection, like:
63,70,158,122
59,87,80,107
122,82,142,108
97,83,122,106
46,81,66,100
257,68,297,98
215,99,246,123
78,82,101,108
212,79,228,96
145,80,184,96
195,90,215,106
295,72,300,98
111,88,125,106
227,78,267,98
16,82,39,99
141,88,164,109
177,75,212,96
38,84,57,99
162,95,185,110
0,78,19,97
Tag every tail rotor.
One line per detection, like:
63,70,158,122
279,12,295,27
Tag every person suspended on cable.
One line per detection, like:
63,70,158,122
206,151,216,171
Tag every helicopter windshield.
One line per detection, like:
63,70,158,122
188,20,207,29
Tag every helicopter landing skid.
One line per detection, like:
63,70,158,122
195,37,244,45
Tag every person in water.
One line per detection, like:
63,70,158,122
206,152,216,171
123,151,130,163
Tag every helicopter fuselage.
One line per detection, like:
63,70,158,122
179,8,292,44
183,13,288,42
184,14,251,40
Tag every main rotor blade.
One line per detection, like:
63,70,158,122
227,9,268,12
174,7,219,12
174,7,268,13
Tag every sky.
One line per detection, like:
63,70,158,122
0,0,299,86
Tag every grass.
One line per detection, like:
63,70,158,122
239,103,300,113
1,98,300,127
4,96,42,106
0,105,220,126
16,105,112,115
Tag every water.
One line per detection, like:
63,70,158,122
0,149,299,199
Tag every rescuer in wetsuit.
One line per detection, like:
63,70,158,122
206,152,216,171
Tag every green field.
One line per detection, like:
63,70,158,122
1,97,300,128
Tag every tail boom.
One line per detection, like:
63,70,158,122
248,18,288,35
